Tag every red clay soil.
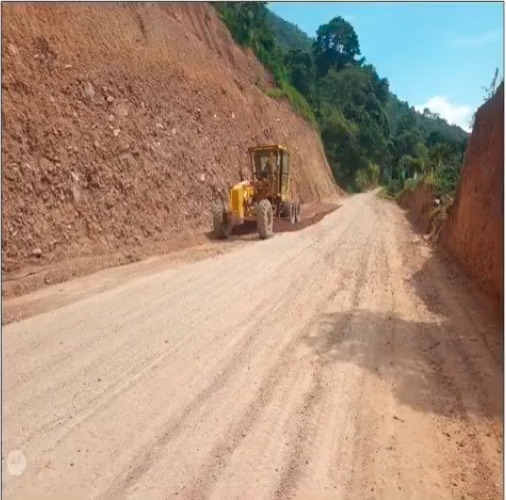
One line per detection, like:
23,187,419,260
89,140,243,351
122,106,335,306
3,200,339,300
397,182,436,234
440,83,504,301
2,3,343,297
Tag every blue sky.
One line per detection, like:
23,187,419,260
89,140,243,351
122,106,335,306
268,2,504,131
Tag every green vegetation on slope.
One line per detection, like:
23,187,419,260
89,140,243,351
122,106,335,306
266,9,312,52
214,2,469,195
214,2,317,127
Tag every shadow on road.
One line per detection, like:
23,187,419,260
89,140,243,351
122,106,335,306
204,205,341,243
204,222,260,244
303,242,503,421
408,250,503,362
304,307,503,420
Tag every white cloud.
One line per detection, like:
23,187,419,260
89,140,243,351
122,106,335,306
415,96,473,132
452,30,502,48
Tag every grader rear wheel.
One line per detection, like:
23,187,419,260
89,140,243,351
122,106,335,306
281,201,296,224
212,202,232,239
257,199,274,239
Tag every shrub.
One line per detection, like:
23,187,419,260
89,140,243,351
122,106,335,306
385,178,404,197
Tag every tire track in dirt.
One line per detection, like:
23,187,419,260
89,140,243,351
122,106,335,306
317,225,389,496
190,250,363,498
9,228,341,457
338,206,405,497
337,224,391,496
5,206,357,499
415,320,500,497
9,272,276,452
99,237,346,498
57,285,290,459
3,192,501,500
273,224,375,499
169,211,365,499
107,207,361,498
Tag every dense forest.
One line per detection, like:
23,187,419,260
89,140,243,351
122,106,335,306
215,3,469,195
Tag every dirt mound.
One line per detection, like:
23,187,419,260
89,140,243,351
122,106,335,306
439,84,504,301
397,182,437,234
2,3,341,294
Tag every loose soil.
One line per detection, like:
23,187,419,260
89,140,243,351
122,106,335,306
2,200,340,300
3,192,502,500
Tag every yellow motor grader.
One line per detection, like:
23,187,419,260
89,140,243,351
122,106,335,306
212,145,300,239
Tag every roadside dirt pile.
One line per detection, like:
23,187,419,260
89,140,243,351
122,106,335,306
440,83,504,301
397,182,436,234
2,3,340,290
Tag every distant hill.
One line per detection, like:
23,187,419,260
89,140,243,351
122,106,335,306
386,93,469,143
266,9,312,52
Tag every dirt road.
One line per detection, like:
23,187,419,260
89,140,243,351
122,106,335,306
2,192,503,500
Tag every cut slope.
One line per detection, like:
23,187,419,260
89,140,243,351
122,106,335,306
439,83,504,301
2,3,339,284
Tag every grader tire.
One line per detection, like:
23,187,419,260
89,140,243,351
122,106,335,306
281,201,296,224
281,201,290,217
212,203,232,239
257,199,274,239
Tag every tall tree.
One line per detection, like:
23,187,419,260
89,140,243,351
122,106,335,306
283,49,316,98
312,17,361,77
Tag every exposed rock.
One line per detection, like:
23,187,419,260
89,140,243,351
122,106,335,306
84,82,95,100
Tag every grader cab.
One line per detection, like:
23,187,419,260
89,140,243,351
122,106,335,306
212,145,300,239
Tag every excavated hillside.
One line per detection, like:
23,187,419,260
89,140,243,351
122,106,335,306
2,3,340,293
397,84,503,303
440,83,504,301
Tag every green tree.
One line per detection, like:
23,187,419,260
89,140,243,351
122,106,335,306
215,3,469,196
319,108,363,188
312,17,361,77
413,142,429,172
284,49,316,99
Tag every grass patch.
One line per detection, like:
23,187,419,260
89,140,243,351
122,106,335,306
377,188,395,201
266,81,318,129
266,87,285,99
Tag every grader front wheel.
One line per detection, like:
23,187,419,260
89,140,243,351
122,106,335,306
257,199,274,239
212,202,232,239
